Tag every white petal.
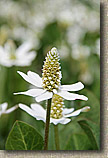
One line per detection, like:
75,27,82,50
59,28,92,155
16,41,33,55
35,115,46,122
30,103,46,118
0,46,5,54
60,82,84,91
14,89,46,97
58,91,88,101
50,117,71,125
64,109,82,117
16,51,36,65
25,51,36,60
1,102,8,112
31,104,46,122
0,57,14,67
5,105,18,114
4,42,12,53
27,71,42,87
19,103,35,117
64,106,90,118
25,51,36,63
14,60,31,67
81,106,90,112
62,108,74,115
35,91,53,102
60,118,71,124
19,103,46,122
17,71,42,88
15,51,36,67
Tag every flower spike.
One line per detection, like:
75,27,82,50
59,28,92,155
42,47,62,92
50,94,64,119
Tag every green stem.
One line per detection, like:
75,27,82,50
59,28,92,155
54,124,60,150
0,65,7,103
44,98,52,150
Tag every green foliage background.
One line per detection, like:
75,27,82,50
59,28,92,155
0,0,100,150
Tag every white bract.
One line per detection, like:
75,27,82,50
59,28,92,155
19,103,90,125
0,40,36,67
14,71,88,102
14,47,88,102
0,102,18,117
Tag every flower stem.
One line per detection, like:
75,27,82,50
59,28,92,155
54,124,60,150
44,98,52,150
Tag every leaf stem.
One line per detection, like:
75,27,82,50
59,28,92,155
44,98,52,150
54,124,60,150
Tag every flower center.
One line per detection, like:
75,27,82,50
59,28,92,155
7,40,17,60
42,47,62,92
50,94,64,119
9,53,16,60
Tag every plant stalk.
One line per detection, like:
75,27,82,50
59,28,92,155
44,98,52,150
54,124,60,150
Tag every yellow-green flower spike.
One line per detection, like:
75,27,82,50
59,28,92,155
50,94,64,119
42,47,62,92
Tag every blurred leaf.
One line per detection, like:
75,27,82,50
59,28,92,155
65,133,92,150
41,22,62,47
5,120,43,150
59,121,92,150
83,32,100,46
78,120,100,150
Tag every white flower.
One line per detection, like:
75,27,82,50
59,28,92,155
71,44,90,60
14,70,88,102
0,40,36,67
0,102,18,117
19,103,90,125
14,47,88,102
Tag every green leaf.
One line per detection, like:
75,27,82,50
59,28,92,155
65,133,92,150
5,120,43,150
78,120,100,150
60,121,92,150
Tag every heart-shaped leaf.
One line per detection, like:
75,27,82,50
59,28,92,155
5,120,43,150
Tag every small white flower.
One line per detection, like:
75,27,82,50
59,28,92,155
0,40,36,67
19,103,90,125
0,102,18,117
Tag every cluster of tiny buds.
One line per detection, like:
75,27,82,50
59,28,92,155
42,47,62,92
50,94,64,119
